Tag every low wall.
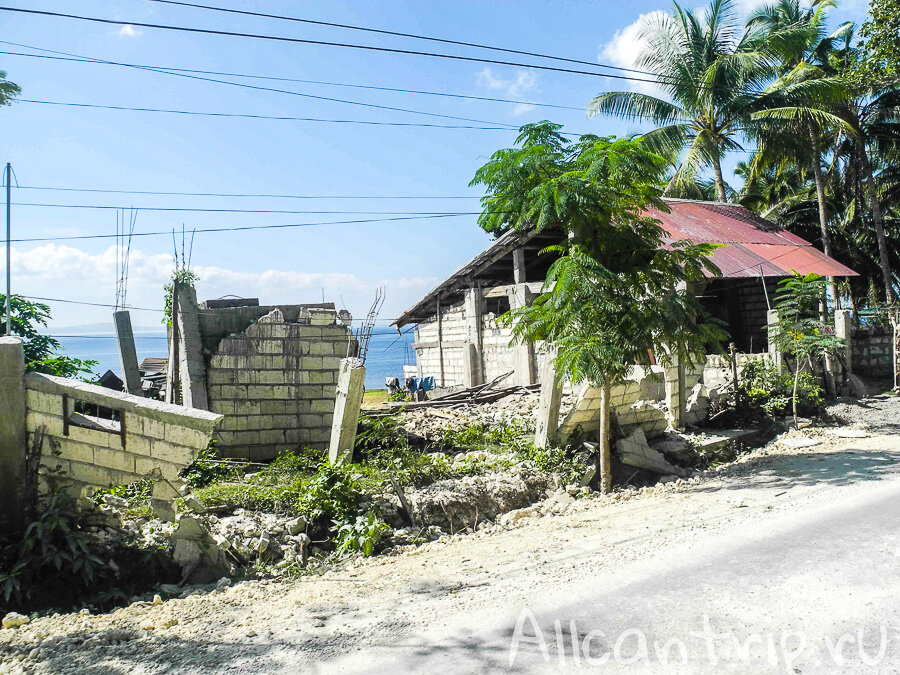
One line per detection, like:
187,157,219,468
559,366,669,441
25,373,222,498
852,325,894,378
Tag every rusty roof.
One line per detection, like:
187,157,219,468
393,199,857,326
649,200,857,278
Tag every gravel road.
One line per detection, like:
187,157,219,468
3,393,900,674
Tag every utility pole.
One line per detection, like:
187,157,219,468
5,162,10,336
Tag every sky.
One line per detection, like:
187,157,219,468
0,0,869,333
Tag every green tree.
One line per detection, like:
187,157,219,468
0,70,20,107
857,0,900,83
471,123,726,492
587,0,777,202
745,0,853,305
0,295,96,378
768,273,844,426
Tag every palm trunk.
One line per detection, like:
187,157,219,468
809,127,839,310
858,144,895,303
598,382,612,494
711,152,727,203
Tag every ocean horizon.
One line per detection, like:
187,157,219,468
56,331,416,390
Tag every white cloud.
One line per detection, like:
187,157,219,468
476,68,540,115
118,25,142,38
598,11,669,96
10,244,437,328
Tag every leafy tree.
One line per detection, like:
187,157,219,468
768,273,844,427
0,294,96,378
587,0,778,202
857,0,900,83
0,70,20,107
471,123,726,492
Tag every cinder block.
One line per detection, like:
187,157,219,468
25,389,62,415
311,399,334,414
25,410,65,436
67,424,118,449
141,417,167,440
125,434,152,456
150,441,196,466
135,457,180,481
56,440,94,464
164,425,208,449
206,369,236,385
94,447,136,473
69,461,113,487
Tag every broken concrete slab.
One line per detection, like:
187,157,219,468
615,428,688,476
779,436,821,449
825,428,868,438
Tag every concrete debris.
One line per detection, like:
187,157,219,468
779,436,821,449
825,428,868,438
285,517,308,535
616,428,689,476
2,613,29,629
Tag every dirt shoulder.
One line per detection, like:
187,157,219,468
3,394,900,674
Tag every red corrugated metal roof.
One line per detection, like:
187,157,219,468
648,200,858,278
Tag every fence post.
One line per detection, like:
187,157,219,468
534,348,562,449
328,358,366,464
0,337,27,532
664,357,685,429
767,309,783,370
834,309,853,376
114,310,144,397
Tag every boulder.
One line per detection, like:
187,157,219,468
2,612,29,629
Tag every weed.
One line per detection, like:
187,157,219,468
334,511,390,557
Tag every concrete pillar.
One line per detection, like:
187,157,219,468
534,349,562,449
664,359,686,429
113,310,143,397
512,247,526,285
0,337,27,532
767,309,783,370
510,284,536,386
463,286,483,387
175,284,208,410
834,309,853,374
328,358,366,464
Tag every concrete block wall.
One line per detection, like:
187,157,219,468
415,302,469,386
205,308,355,460
851,325,895,377
558,367,669,442
24,372,222,498
703,352,770,390
481,313,517,383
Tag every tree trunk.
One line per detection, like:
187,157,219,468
792,358,802,429
809,127,839,310
598,382,612,494
711,152,728,203
858,145,896,303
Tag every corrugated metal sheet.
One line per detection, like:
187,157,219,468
394,199,858,325
648,201,858,278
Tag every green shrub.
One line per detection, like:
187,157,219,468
741,360,823,417
180,441,240,489
334,511,389,557
0,491,111,611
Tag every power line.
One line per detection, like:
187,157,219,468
0,6,663,85
0,48,588,113
12,202,490,215
147,0,663,80
9,213,476,243
12,184,480,200
16,99,514,131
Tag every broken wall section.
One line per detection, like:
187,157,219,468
24,372,221,498
206,307,356,460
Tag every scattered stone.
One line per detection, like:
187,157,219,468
285,517,307,535
159,584,182,596
2,613,29,629
151,594,163,606
183,496,207,514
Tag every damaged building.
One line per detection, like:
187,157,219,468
166,291,357,461
393,200,858,389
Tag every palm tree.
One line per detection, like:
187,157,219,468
588,0,776,202
0,71,20,107
745,0,854,305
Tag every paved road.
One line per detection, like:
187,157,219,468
332,440,900,673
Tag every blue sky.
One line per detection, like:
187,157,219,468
0,0,868,331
